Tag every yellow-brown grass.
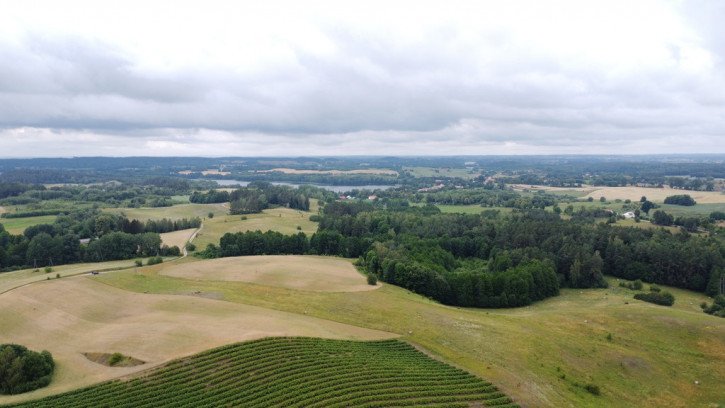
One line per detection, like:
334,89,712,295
160,228,196,249
161,255,379,292
0,277,395,404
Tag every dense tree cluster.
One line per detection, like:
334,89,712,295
189,189,230,204
0,182,188,210
207,199,725,307
0,345,54,395
0,210,188,270
229,183,310,214
663,194,697,206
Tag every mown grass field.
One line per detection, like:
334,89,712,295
161,255,379,292
0,215,58,235
2,337,516,408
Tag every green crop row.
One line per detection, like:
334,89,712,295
1,337,518,408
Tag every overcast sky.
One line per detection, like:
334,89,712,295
1,0,724,157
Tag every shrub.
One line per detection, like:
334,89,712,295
649,284,661,293
208,212,214,218
147,256,163,266
108,352,124,366
135,260,143,267
632,279,643,290
367,274,378,285
634,290,675,306
185,242,196,251
241,215,248,220
583,383,601,395
44,266,52,273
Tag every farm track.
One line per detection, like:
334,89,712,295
0,337,518,408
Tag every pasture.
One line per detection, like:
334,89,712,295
86,259,725,408
161,255,378,292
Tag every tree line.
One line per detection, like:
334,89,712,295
0,210,191,270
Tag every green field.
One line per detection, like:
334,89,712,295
1,337,516,408
0,215,58,235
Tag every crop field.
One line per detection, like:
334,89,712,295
1,337,517,408
161,256,379,292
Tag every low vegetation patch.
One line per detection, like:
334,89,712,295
0,345,54,395
701,295,725,317
82,352,145,368
3,337,517,408
634,291,675,306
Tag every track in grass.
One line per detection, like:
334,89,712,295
2,337,517,408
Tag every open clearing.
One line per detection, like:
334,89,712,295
161,255,379,292
0,276,395,405
159,228,196,249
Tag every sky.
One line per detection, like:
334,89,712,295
1,0,724,158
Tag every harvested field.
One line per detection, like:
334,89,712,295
0,277,394,404
161,255,379,292
582,186,725,203
159,228,196,249
527,185,725,204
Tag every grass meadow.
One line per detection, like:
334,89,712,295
76,258,725,408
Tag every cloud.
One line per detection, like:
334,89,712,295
0,0,724,156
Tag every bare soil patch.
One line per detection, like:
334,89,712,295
161,255,379,292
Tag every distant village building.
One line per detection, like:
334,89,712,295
623,212,635,219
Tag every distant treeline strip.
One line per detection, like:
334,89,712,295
1,210,64,219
